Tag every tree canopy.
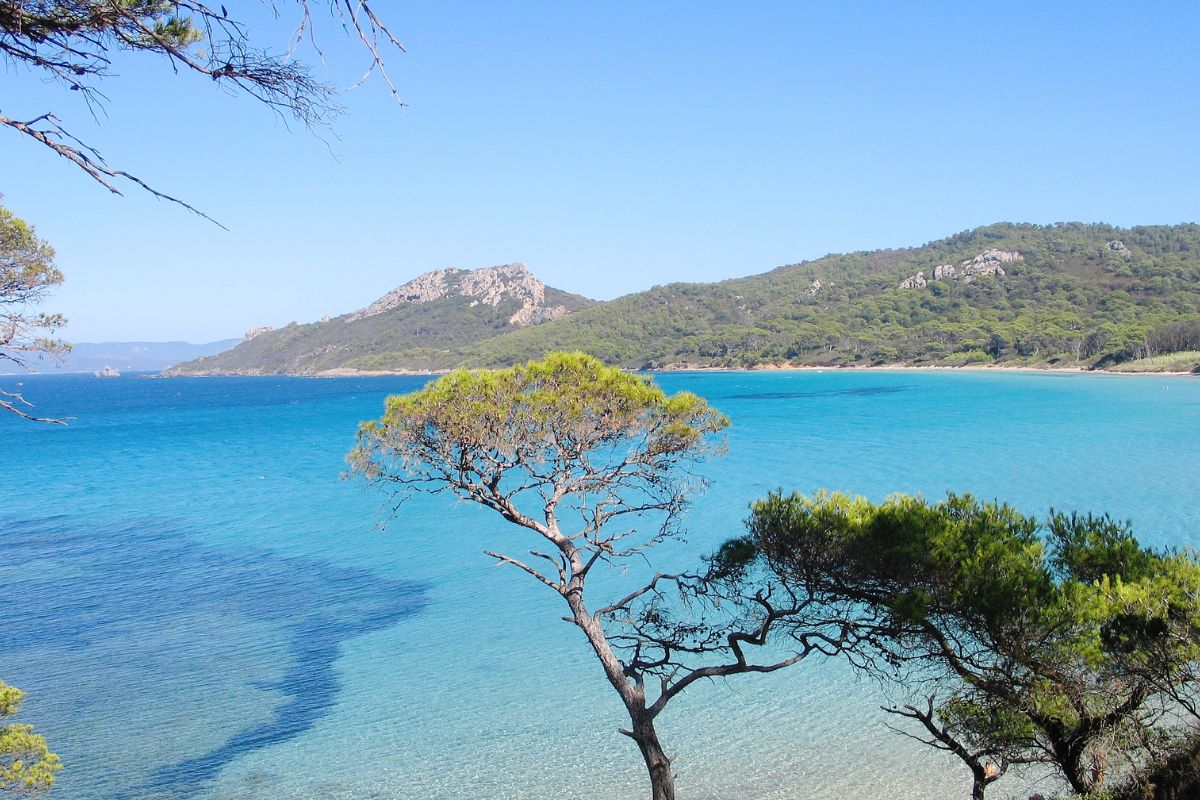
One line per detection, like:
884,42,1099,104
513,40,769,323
1,1,403,217
0,680,60,795
0,203,64,421
735,491,1200,798
350,352,728,538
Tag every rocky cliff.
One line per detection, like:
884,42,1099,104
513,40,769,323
900,248,1023,288
349,263,570,326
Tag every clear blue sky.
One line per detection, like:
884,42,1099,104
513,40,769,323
3,1,1198,342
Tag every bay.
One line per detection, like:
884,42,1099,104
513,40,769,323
2,370,1197,799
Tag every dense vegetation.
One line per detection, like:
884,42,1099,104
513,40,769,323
463,223,1200,371
0,680,59,794
170,223,1200,374
732,491,1200,799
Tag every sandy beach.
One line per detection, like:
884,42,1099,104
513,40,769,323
303,362,1198,379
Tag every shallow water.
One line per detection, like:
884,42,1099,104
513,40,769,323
2,370,1197,799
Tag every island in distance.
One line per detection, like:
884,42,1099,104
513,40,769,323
167,222,1200,377
2,339,239,375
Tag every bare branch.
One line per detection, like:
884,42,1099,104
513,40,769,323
1,1,406,221
483,550,562,593
0,387,65,424
596,573,683,618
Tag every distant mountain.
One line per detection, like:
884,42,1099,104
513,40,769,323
167,224,1200,375
2,339,240,374
167,263,595,375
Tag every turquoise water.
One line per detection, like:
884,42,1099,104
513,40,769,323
2,370,1198,799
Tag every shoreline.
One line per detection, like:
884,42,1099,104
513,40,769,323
656,362,1199,377
160,362,1198,379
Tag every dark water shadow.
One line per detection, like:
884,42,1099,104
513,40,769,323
0,515,428,800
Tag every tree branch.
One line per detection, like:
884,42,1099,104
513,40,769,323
1,1,406,223
0,387,65,424
0,112,227,227
483,549,562,593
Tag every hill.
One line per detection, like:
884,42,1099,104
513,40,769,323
168,263,595,375
454,222,1200,371
168,224,1200,375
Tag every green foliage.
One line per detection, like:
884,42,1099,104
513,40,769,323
1105,351,1200,374
0,205,63,353
0,680,60,795
744,491,1200,796
1047,511,1155,584
351,352,727,482
0,203,67,421
1144,320,1200,356
704,535,759,582
938,695,1039,757
748,490,1053,627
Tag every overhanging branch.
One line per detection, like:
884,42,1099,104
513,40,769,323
0,111,227,228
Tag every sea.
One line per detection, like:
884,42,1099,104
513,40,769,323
1,369,1197,800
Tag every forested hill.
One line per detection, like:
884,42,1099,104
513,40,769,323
453,222,1200,372
170,224,1200,375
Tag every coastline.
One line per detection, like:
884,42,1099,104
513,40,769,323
313,367,446,378
162,362,1198,379
657,362,1199,377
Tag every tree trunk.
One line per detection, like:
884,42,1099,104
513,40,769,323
630,711,676,800
566,592,677,800
970,768,987,800
1057,741,1094,795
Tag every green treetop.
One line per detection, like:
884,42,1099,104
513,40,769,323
0,680,60,795
0,202,65,421
727,491,1200,799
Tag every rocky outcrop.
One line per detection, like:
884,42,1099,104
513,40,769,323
807,279,824,296
349,263,568,327
244,326,274,340
901,249,1022,288
1108,240,1132,256
507,301,570,326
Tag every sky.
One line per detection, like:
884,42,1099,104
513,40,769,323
3,1,1199,342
